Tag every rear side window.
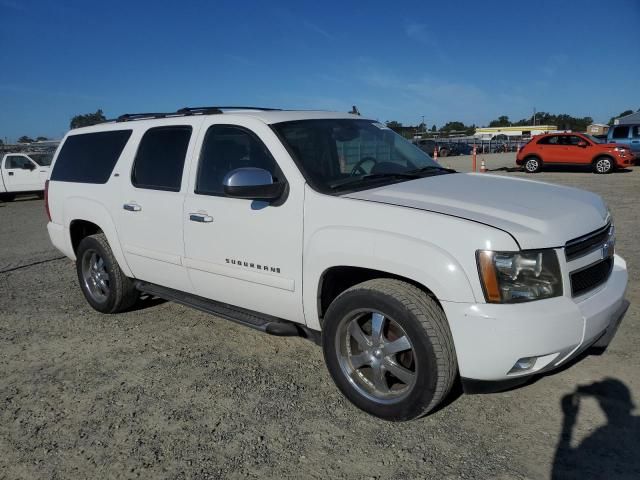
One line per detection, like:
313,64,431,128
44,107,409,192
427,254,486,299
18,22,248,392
632,126,640,138
51,130,132,183
612,126,630,139
131,126,192,192
537,135,559,145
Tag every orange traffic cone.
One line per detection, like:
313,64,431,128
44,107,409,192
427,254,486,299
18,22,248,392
472,146,477,172
480,158,487,173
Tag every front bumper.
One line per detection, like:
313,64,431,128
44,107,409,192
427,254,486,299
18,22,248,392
442,254,628,388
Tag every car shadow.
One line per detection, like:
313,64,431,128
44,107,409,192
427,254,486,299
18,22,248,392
539,165,633,174
551,378,640,479
126,293,167,312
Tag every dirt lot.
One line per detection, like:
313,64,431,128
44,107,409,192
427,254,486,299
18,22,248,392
1,160,639,479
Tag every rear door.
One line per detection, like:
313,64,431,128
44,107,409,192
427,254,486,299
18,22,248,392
2,155,41,191
536,135,565,163
117,120,201,292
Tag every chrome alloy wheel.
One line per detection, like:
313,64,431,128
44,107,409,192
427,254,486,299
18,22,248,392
335,310,417,404
81,249,110,302
525,158,539,172
596,157,612,173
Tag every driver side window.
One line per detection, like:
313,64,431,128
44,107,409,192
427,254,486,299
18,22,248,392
6,156,33,169
195,125,282,196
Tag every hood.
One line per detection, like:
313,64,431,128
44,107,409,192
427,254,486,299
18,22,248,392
344,173,609,249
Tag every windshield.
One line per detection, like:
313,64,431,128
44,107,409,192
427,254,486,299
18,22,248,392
273,119,447,193
28,153,54,166
583,134,604,144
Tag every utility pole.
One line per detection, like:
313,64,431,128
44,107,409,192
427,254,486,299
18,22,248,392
533,107,537,126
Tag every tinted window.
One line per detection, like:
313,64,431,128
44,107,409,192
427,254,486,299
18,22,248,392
632,126,640,138
6,155,33,169
131,126,192,192
196,125,281,196
537,135,559,145
612,126,630,139
568,136,586,145
51,130,132,183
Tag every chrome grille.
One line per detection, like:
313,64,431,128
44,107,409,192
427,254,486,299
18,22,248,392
565,223,611,261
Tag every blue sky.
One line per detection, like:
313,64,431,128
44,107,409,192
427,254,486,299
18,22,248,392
0,0,638,141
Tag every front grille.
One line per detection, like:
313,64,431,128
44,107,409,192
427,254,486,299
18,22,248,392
565,224,611,261
570,257,613,297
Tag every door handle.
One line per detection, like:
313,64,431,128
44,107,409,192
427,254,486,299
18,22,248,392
189,213,213,223
123,203,142,212
8,172,13,176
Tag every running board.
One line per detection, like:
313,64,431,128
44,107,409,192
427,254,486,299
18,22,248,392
135,281,319,342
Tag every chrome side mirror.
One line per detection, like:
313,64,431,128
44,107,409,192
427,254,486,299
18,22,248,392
223,167,285,201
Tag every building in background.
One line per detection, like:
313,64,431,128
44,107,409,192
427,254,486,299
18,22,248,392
587,123,610,136
614,111,640,125
474,125,557,140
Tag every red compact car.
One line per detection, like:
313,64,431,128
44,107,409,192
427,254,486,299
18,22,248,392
516,133,633,174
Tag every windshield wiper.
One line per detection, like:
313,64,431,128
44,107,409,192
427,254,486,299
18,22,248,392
407,165,457,174
329,172,422,189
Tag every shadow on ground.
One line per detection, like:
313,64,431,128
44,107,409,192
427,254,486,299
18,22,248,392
551,377,640,479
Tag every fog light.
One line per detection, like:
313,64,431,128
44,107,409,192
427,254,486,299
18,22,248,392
509,356,537,373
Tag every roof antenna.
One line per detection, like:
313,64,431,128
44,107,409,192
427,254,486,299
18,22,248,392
349,105,360,116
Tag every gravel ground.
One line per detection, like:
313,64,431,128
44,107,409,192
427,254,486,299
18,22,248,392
1,160,638,479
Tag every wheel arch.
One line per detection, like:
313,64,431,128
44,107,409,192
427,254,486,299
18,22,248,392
64,198,133,277
316,266,444,328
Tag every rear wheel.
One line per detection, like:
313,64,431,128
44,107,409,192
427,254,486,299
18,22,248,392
76,233,138,313
0,193,16,202
524,156,542,173
322,279,457,421
593,156,613,174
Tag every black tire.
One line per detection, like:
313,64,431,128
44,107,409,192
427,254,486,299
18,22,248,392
439,148,449,157
322,278,457,421
524,156,542,173
75,233,138,314
593,156,613,174
0,193,16,202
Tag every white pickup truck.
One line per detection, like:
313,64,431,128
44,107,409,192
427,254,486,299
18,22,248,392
45,107,628,421
0,153,51,200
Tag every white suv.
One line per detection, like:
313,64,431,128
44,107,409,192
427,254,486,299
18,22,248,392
46,107,628,420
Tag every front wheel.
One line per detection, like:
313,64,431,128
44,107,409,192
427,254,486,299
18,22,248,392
76,233,138,313
593,156,613,174
322,279,457,421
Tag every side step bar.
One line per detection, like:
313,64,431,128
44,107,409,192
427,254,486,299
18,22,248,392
135,281,320,343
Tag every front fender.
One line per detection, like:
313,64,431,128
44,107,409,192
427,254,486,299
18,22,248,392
303,226,476,331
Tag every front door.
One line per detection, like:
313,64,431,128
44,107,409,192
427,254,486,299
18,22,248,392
117,123,199,292
3,155,42,191
182,119,304,323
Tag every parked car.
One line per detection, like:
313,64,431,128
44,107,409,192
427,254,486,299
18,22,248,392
516,133,633,173
0,153,50,201
46,107,628,421
607,124,640,161
413,139,465,157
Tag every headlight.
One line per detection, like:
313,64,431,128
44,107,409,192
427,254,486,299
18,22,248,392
477,250,563,303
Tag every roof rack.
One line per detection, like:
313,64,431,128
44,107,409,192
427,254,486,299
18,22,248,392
107,106,282,123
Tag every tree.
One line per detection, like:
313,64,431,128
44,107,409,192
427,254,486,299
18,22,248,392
17,136,34,143
70,109,107,129
0,138,3,146
489,115,511,127
36,136,48,141
430,125,437,132
385,120,403,129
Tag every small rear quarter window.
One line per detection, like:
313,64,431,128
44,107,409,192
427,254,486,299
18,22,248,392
51,130,132,183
